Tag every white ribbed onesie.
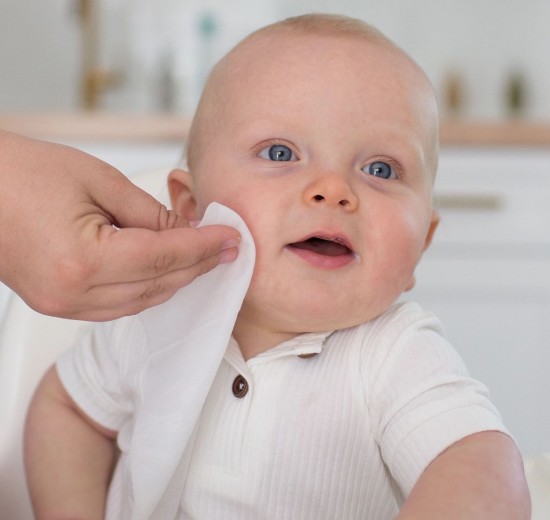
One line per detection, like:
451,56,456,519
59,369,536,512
57,301,507,520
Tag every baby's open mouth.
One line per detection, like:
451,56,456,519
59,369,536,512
288,237,354,257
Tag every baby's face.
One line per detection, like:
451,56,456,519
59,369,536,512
188,33,439,352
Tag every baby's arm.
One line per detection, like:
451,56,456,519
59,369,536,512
396,431,530,520
24,366,118,520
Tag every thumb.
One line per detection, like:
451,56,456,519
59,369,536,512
91,169,187,231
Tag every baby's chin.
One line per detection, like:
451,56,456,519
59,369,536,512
237,283,403,347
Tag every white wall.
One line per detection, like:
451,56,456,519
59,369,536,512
278,0,550,120
0,0,80,110
1,0,549,118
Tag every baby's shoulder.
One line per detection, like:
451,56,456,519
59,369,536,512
344,301,444,347
89,314,152,370
328,301,451,375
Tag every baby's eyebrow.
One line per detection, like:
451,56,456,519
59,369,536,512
383,125,431,158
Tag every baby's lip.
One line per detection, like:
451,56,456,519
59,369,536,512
287,233,356,256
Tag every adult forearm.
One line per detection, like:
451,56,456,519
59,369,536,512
24,367,117,520
396,431,530,520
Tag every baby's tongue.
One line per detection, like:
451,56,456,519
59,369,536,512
290,237,350,257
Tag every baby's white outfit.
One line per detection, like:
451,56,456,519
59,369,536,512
57,204,508,520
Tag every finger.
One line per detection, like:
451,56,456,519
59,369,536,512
68,247,239,321
90,224,241,286
86,166,187,231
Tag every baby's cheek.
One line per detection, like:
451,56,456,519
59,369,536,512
383,225,425,291
200,185,249,218
195,192,230,217
400,207,432,255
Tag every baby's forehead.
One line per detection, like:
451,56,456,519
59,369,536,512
213,32,434,117
213,29,426,100
189,27,438,173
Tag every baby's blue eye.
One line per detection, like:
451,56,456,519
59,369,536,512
362,161,395,180
259,144,296,162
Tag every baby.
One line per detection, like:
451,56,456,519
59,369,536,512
24,14,530,520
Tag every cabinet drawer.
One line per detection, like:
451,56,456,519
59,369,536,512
433,148,550,247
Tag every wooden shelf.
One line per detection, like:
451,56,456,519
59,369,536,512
440,119,550,146
0,112,191,142
2,112,550,146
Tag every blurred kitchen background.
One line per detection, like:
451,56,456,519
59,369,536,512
1,0,550,459
2,0,550,118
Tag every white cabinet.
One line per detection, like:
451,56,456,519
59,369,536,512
407,147,550,457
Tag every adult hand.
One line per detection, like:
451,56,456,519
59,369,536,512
0,131,240,321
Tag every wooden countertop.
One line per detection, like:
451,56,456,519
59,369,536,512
2,112,550,146
0,113,191,142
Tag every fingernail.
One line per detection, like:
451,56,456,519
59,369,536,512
222,237,241,250
219,248,238,264
189,220,201,228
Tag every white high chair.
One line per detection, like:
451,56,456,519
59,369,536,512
0,168,170,519
0,297,90,518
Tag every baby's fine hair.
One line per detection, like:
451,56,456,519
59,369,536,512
183,14,398,170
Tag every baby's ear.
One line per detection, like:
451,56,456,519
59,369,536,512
167,168,197,221
423,209,440,252
404,210,440,292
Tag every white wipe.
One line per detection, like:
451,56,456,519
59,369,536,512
129,202,255,518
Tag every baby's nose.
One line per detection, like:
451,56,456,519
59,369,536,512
302,174,358,211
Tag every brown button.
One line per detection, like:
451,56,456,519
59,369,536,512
297,352,319,359
232,375,249,398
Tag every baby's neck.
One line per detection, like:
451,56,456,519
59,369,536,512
232,318,300,361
